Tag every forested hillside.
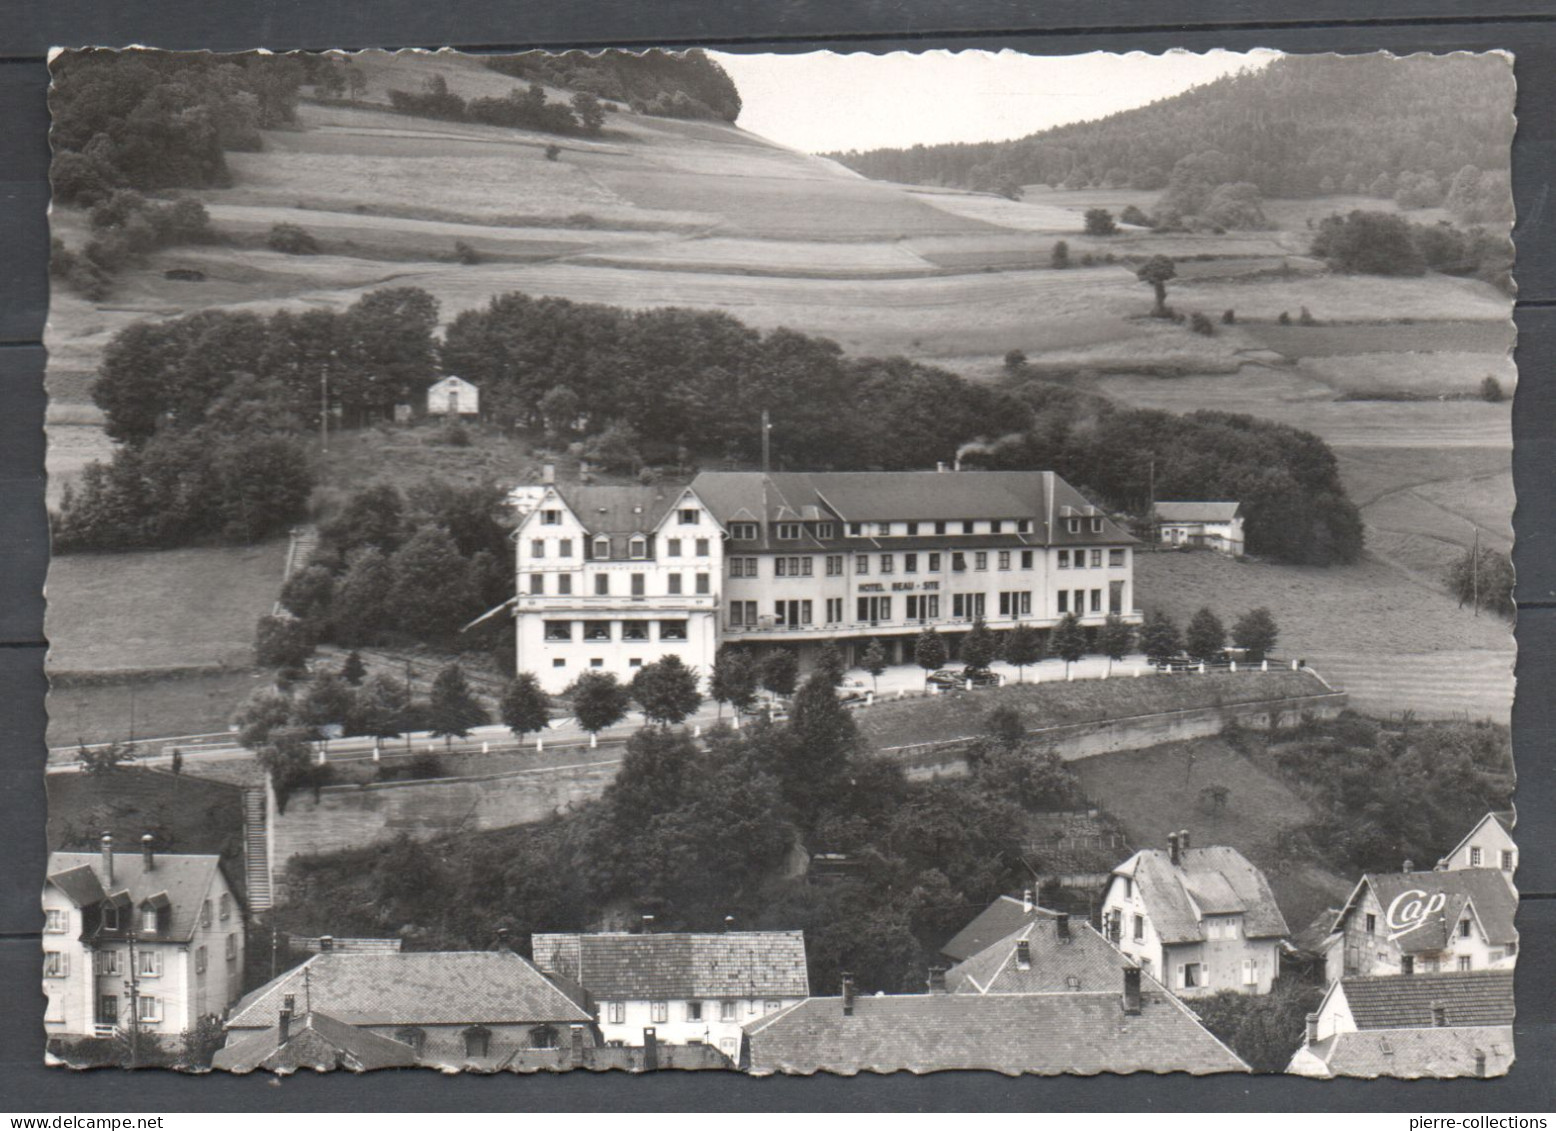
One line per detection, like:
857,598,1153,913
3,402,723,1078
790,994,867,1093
830,54,1512,210
483,49,741,122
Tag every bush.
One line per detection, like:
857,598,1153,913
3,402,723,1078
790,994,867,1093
1003,349,1027,372
545,144,561,161
1278,311,1292,325
1298,306,1317,326
1480,375,1505,403
1083,208,1118,236
1119,204,1150,227
453,240,481,265
268,222,320,255
434,423,471,447
1221,309,1236,325
1189,312,1215,336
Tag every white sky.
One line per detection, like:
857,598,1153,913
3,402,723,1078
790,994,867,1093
709,49,1279,154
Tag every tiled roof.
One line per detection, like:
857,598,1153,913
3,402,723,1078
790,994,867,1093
1339,972,1515,1030
741,990,1247,1076
227,951,591,1029
530,931,809,1000
691,471,1136,549
946,917,1133,995
1439,812,1516,869
47,851,228,943
1154,502,1241,522
1295,1026,1513,1079
46,864,106,909
212,1010,422,1073
1116,846,1289,944
941,896,1056,962
1356,869,1517,952
554,484,681,537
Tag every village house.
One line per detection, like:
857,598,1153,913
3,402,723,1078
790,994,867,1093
426,374,479,418
739,966,1247,1076
44,836,246,1046
223,949,592,1070
1287,970,1514,1079
1100,831,1288,997
945,911,1135,996
212,1003,422,1074
1437,812,1517,881
508,467,1141,690
940,890,1056,963
1154,501,1245,556
530,930,810,1061
1320,864,1517,982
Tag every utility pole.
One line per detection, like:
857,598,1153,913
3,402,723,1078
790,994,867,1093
1471,523,1480,617
404,659,414,754
124,921,140,1068
320,365,329,454
760,409,771,474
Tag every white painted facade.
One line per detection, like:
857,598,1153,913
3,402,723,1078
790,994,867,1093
1323,880,1516,983
427,375,479,417
1439,814,1517,879
594,996,798,1061
1156,503,1245,556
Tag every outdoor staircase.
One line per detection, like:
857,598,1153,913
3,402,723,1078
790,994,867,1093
273,524,319,614
242,787,273,912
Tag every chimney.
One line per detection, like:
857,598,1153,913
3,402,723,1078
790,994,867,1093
927,966,947,993
100,833,114,886
141,833,155,871
495,927,510,951
1021,888,1033,913
278,1007,293,1044
1122,967,1142,1015
1430,1002,1447,1028
841,972,856,1016
1057,912,1071,941
641,914,655,934
724,915,735,932
1474,1049,1487,1078
1167,832,1181,867
1179,829,1191,852
1015,940,1032,970
952,457,962,472
642,1027,658,1071
283,993,296,1014
542,463,555,485
569,1024,585,1066
1403,859,1415,873
1305,1012,1320,1046
319,935,334,951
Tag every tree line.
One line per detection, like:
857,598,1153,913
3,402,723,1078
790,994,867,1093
1310,209,1512,290
483,49,742,123
386,72,606,137
827,54,1512,209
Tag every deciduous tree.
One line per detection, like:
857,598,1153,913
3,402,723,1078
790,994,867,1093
1231,607,1280,662
1050,613,1087,672
570,670,631,743
499,672,551,742
913,628,948,688
1001,622,1043,682
1185,607,1227,663
630,655,703,727
427,662,489,748
1098,614,1134,673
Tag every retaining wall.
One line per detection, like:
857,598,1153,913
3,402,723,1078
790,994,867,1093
267,688,1345,898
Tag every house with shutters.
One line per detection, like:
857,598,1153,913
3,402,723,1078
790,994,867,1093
1154,501,1245,556
43,836,246,1045
223,949,593,1070
530,931,810,1061
1287,970,1514,1078
1320,865,1518,982
944,911,1135,996
1099,831,1288,997
510,482,724,694
1438,812,1517,881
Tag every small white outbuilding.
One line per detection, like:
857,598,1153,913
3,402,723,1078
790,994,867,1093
427,375,479,418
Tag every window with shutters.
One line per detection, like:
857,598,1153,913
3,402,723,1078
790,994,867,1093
45,909,66,933
651,1002,668,1023
43,951,67,978
606,1002,624,1024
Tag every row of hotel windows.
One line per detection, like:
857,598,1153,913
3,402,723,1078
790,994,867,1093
725,517,1108,540
729,591,1050,628
44,895,231,937
42,935,238,980
530,536,713,562
602,1000,785,1024
528,573,712,597
544,620,689,642
730,548,1125,579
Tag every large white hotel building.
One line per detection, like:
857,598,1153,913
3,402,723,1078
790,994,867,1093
510,469,1140,693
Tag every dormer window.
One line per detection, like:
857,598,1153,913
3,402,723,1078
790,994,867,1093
1067,518,1081,534
877,523,891,537
906,522,919,535
593,537,611,560
848,523,863,537
991,520,1004,534
1091,517,1104,533
102,905,119,931
629,537,647,559
729,523,758,541
1017,519,1031,533
817,523,835,539
142,907,158,933
776,523,801,540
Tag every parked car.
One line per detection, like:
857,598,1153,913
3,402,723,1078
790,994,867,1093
927,667,1003,690
835,678,871,705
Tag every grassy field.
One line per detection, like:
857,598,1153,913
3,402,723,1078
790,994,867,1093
856,670,1327,751
1070,737,1354,932
46,669,269,749
47,540,288,673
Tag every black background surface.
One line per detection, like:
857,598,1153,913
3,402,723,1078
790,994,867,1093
1,1,1552,1111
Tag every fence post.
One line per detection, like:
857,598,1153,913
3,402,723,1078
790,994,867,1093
482,742,489,755
317,747,327,766
536,735,543,753
1230,661,1237,673
694,725,702,738
1262,660,1269,673
1198,662,1206,675
1134,665,1142,677
372,741,381,763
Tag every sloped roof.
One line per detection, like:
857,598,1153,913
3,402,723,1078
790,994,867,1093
690,471,1135,549
1439,812,1516,869
741,990,1247,1076
946,917,1133,995
1294,1026,1513,1079
553,484,682,536
1154,502,1241,523
212,1010,422,1074
46,851,227,943
227,951,591,1030
1356,869,1518,952
530,931,809,1000
45,864,105,909
941,895,1056,962
1116,845,1289,944
1339,971,1514,1030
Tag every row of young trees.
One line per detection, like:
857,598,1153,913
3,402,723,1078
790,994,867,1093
387,73,606,137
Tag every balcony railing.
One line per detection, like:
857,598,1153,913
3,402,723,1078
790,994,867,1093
724,610,1143,636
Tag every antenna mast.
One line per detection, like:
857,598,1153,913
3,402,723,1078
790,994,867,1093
761,409,771,473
